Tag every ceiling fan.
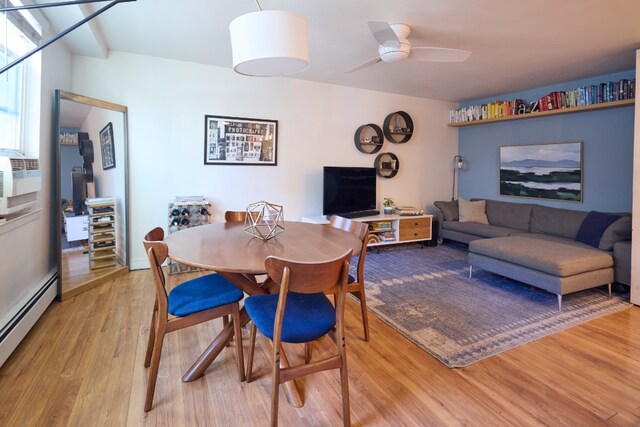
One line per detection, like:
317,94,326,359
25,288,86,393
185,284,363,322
345,21,471,74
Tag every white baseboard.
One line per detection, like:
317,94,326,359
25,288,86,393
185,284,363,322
0,269,57,368
130,258,149,271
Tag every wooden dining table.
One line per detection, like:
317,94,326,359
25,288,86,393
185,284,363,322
163,220,362,407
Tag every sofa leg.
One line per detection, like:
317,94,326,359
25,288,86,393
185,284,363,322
557,294,562,311
608,283,612,297
469,265,473,278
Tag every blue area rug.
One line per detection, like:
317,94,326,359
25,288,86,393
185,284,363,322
358,242,631,368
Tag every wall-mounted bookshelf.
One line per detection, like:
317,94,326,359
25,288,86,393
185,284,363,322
449,78,635,127
448,98,634,127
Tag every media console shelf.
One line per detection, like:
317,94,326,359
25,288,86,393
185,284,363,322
301,213,433,248
447,98,634,127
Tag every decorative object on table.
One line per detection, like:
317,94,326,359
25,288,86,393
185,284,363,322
167,196,212,274
229,1,309,77
99,122,116,170
499,141,582,202
354,123,384,154
374,152,399,178
451,154,464,201
361,242,631,368
383,110,414,143
204,115,278,166
244,201,284,241
382,197,394,214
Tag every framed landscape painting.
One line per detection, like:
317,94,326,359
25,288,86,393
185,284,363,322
204,115,278,165
499,141,582,202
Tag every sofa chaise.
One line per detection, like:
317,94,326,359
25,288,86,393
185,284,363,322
434,199,632,309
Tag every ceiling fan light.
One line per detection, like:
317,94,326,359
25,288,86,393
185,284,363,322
229,10,310,77
378,40,410,63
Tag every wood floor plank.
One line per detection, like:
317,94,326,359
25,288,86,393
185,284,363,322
1,269,639,426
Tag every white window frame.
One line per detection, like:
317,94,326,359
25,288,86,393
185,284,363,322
1,1,42,156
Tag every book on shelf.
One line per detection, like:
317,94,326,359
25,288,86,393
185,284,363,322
378,231,396,242
449,78,635,124
369,221,392,230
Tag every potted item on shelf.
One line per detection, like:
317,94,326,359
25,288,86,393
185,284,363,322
383,197,394,214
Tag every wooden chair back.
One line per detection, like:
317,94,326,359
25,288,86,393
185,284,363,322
143,227,170,311
265,249,353,294
329,215,369,276
224,210,247,222
329,215,373,341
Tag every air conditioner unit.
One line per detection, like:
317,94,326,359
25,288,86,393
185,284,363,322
0,155,41,216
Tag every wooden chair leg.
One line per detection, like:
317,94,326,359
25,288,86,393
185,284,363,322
304,342,312,363
144,307,157,368
231,304,245,382
271,344,282,427
340,361,351,427
223,315,231,346
357,283,370,342
144,326,166,412
246,323,257,383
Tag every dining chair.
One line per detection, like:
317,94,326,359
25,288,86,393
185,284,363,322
224,210,247,222
142,227,245,412
329,215,373,341
244,249,353,427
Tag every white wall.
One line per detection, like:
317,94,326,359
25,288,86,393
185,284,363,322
70,52,458,269
0,37,71,359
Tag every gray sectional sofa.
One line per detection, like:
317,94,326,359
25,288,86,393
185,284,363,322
433,199,632,309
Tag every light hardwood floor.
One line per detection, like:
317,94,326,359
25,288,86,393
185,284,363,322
1,270,639,426
61,248,128,300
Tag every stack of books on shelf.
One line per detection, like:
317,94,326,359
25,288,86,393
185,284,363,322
369,220,392,231
449,78,635,124
378,231,396,242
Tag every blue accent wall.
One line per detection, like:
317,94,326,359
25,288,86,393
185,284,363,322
458,70,635,212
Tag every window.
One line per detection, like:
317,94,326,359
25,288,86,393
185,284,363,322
1,2,42,154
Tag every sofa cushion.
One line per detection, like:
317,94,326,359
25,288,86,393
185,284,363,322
443,221,514,238
510,232,597,251
458,198,489,224
575,211,622,248
485,199,533,231
469,236,613,277
434,200,459,221
530,205,588,239
599,215,632,251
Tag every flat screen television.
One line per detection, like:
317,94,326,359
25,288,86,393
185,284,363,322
323,166,378,218
71,172,87,215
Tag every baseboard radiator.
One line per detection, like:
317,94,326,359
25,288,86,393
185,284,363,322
0,269,57,367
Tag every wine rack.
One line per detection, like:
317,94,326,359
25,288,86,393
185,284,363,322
168,196,212,274
86,197,117,270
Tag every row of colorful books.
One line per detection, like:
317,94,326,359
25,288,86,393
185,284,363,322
449,78,635,124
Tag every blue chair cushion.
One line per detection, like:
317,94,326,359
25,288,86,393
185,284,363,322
348,274,356,284
168,273,243,317
245,292,336,343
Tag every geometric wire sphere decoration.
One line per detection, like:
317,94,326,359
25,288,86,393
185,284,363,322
244,201,285,241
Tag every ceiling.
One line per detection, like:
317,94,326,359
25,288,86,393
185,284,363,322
35,0,640,102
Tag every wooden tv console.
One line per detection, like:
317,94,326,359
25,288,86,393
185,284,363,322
301,213,433,248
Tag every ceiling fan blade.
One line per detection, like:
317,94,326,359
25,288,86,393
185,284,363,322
367,21,400,48
410,47,472,62
344,57,383,74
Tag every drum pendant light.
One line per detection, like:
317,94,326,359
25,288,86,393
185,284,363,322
229,8,309,77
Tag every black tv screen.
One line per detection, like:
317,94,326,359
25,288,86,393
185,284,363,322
323,166,376,217
72,172,87,215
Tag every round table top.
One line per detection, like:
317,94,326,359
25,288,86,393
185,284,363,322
163,221,362,274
